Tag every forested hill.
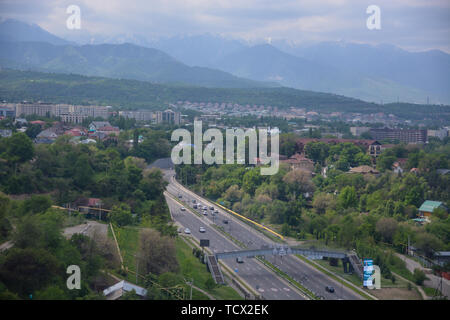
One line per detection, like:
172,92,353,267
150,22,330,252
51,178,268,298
0,69,448,120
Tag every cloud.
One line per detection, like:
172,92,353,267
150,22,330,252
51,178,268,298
0,0,449,51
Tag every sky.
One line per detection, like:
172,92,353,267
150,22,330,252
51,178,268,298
1,0,450,52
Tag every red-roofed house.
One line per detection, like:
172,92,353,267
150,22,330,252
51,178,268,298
281,153,314,172
30,120,46,126
65,128,87,137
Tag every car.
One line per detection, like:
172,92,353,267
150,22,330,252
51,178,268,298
214,210,219,214
203,211,208,216
178,194,182,199
236,257,244,263
223,220,228,224
193,204,198,209
192,199,196,204
209,206,214,210
203,206,208,210
184,228,191,234
325,286,335,293
180,207,186,211
199,227,206,233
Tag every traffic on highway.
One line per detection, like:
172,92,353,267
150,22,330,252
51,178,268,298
164,170,364,300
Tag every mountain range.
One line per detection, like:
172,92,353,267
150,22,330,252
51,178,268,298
1,19,449,105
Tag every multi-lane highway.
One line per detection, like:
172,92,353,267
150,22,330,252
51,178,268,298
164,169,364,300
165,191,307,300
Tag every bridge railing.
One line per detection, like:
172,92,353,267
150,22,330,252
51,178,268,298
215,247,347,260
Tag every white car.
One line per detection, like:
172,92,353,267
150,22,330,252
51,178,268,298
203,206,208,210
184,228,191,234
199,227,206,233
203,210,208,216
214,209,219,214
180,207,186,211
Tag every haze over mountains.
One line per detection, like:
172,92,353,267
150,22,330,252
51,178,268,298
1,19,449,105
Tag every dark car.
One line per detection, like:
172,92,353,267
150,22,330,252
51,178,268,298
223,220,228,224
325,286,335,293
236,257,244,263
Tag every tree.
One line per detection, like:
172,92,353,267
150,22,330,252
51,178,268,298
338,186,358,209
413,268,426,285
25,124,42,139
375,217,398,243
414,232,443,258
282,169,315,196
0,248,62,297
312,193,336,214
110,204,133,227
2,132,34,165
305,142,329,165
204,278,216,290
242,169,261,196
73,154,94,189
223,185,243,204
376,150,396,172
138,229,179,276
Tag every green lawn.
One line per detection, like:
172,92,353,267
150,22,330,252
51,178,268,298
423,286,443,297
110,225,242,300
113,226,140,283
176,237,243,300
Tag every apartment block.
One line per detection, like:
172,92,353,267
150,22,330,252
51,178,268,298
119,110,154,122
350,126,370,137
369,128,427,144
156,109,180,125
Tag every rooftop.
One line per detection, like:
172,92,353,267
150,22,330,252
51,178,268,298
418,200,446,212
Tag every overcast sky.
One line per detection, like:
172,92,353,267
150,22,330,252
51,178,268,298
1,0,449,52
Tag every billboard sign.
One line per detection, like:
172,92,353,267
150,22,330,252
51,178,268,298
363,258,374,287
200,239,210,247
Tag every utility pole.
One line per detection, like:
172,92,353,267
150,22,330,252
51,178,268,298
185,278,193,300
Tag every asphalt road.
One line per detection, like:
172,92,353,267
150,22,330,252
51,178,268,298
164,169,364,300
165,194,307,300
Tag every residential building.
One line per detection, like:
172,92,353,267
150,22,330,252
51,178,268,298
14,118,27,126
60,113,88,124
89,121,111,132
350,127,370,137
280,153,314,172
103,280,147,300
15,102,54,117
392,162,404,174
348,165,380,175
35,128,58,144
156,109,181,125
418,201,447,218
29,120,46,126
0,129,12,138
427,129,448,140
0,105,15,118
369,128,427,144
64,128,87,137
15,102,109,120
119,110,154,122
96,126,120,136
433,252,450,267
